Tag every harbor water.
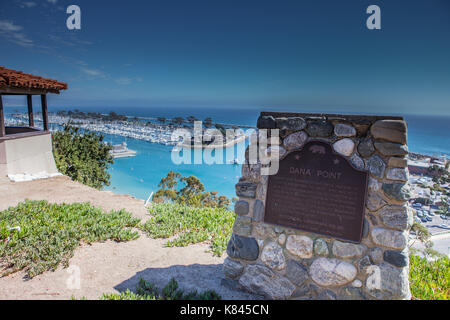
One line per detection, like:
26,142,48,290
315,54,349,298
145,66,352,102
4,105,449,201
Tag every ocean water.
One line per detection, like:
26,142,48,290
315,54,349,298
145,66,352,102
101,111,450,201
102,132,247,201
4,105,449,201
403,115,450,156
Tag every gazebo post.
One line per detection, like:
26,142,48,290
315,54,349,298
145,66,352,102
27,94,34,127
41,94,48,131
0,94,5,137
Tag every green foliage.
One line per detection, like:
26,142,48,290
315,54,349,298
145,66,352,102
58,110,128,122
203,117,213,128
140,203,235,256
52,123,114,189
214,123,227,137
101,289,154,300
0,200,140,278
202,191,232,209
410,220,432,248
153,171,181,203
172,117,185,125
429,164,450,185
153,171,231,209
187,115,198,123
178,176,206,205
101,277,221,300
409,255,450,300
437,197,449,217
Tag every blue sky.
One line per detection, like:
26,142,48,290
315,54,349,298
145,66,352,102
0,0,449,115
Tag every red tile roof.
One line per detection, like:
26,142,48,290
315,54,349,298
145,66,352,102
0,66,68,93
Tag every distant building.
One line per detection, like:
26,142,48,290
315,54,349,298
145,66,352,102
408,158,431,176
408,157,447,177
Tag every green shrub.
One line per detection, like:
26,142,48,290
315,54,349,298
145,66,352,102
0,200,140,278
101,277,221,300
409,254,450,300
52,123,114,189
140,203,235,256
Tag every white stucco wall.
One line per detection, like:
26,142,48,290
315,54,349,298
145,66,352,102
0,133,58,176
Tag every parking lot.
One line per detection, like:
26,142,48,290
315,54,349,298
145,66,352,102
411,202,450,236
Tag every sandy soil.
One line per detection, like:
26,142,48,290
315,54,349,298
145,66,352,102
0,176,260,300
0,175,150,220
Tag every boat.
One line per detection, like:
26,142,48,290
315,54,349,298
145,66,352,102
109,142,137,158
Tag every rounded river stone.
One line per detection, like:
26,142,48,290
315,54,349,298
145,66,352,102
226,234,259,261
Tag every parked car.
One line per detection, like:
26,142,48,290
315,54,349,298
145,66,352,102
426,216,433,222
412,203,422,208
421,217,428,223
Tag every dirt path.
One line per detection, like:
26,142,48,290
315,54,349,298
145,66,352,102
0,176,150,220
0,176,259,300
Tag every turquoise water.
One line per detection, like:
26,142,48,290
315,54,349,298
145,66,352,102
102,113,449,201
102,132,248,201
4,106,449,201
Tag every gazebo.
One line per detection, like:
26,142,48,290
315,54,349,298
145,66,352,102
0,66,68,179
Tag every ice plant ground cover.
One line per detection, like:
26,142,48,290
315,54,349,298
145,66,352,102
0,200,448,300
0,200,140,278
409,254,450,300
101,278,221,300
0,200,234,279
139,203,235,256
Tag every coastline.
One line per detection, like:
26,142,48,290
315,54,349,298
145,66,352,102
5,112,254,148
4,110,449,158
3,109,449,203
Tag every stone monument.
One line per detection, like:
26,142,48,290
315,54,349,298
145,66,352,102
223,112,412,300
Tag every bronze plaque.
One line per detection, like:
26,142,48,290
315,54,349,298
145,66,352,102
264,141,368,243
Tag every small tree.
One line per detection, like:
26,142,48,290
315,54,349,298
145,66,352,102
214,124,226,137
157,117,166,124
152,171,181,203
202,191,231,208
177,176,205,207
152,171,230,209
172,117,184,126
437,197,449,218
52,123,114,189
410,221,432,248
187,116,198,124
204,117,213,128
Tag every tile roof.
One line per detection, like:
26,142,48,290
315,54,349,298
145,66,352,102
0,66,68,93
